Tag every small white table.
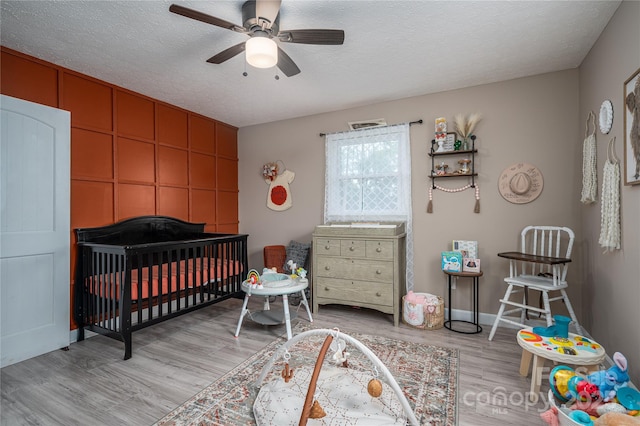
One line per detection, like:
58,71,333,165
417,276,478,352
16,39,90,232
517,328,605,402
234,277,313,340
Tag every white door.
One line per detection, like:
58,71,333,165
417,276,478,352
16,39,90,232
0,95,70,368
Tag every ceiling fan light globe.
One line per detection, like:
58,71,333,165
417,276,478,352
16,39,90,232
246,37,278,68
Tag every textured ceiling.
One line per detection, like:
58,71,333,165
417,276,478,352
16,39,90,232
1,1,620,128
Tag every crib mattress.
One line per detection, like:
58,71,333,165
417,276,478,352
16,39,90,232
87,258,242,301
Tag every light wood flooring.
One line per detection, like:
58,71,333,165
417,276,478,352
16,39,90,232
1,297,551,425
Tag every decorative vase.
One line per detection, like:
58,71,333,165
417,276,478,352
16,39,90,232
462,138,469,151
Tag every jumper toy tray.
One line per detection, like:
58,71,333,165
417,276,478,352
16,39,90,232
253,328,420,426
260,272,294,288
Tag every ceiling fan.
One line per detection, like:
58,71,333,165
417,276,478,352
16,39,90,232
169,0,345,77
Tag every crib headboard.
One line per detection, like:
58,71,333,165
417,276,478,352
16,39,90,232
75,216,207,246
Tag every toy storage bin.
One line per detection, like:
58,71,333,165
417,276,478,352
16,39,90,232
402,293,444,330
547,390,582,426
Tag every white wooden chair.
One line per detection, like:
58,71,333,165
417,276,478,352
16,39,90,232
488,226,583,341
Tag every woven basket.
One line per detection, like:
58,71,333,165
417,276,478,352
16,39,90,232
402,293,444,330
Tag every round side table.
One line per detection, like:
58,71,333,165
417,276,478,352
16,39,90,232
443,270,483,334
517,328,605,402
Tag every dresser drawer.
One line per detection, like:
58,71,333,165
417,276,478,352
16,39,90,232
340,240,366,257
315,277,393,306
316,256,393,283
366,240,394,259
315,238,341,256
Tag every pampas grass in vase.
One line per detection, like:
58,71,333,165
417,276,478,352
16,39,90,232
454,113,482,150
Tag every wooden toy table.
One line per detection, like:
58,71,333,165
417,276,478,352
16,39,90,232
517,328,605,402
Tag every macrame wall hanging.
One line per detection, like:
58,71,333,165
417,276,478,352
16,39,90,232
599,137,621,252
581,111,598,204
262,160,295,211
427,184,480,214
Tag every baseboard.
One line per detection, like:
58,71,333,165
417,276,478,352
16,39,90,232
69,328,98,343
445,308,589,335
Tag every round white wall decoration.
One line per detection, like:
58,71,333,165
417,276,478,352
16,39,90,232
498,163,544,204
599,100,613,134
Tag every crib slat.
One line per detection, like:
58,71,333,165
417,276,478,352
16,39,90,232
137,254,143,325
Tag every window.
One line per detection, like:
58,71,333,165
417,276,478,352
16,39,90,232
324,124,411,221
324,123,414,291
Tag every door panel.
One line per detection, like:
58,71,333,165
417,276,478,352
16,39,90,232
1,95,70,368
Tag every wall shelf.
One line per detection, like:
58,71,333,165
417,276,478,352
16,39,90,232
429,135,477,188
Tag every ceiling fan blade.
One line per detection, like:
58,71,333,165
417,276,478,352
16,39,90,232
169,4,244,33
277,47,300,77
255,0,281,29
207,42,246,64
278,29,345,45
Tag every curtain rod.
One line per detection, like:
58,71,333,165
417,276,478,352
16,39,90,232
319,119,423,137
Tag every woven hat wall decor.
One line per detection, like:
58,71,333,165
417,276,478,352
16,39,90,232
498,163,544,204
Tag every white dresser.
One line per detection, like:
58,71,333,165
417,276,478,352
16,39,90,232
312,223,406,326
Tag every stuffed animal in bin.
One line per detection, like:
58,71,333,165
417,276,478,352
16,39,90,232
587,352,630,401
594,412,640,425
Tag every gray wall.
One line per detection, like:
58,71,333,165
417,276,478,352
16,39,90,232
238,0,638,384
578,0,639,384
239,69,582,320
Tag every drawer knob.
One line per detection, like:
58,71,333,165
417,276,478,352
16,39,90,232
325,286,329,291
325,266,330,271
349,246,355,251
376,247,382,253
325,245,330,250
376,269,382,274
376,292,381,297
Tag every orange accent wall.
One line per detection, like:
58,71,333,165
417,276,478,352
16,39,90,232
1,46,239,329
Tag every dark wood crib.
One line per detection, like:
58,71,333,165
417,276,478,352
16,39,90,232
74,215,248,359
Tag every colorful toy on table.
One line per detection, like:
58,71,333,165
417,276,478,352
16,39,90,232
296,267,307,279
246,269,263,289
587,352,630,402
286,260,297,277
533,314,571,338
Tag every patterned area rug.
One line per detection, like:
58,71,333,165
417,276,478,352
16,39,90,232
155,323,458,425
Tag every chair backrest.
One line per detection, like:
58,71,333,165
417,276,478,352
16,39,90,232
263,245,286,273
519,226,575,281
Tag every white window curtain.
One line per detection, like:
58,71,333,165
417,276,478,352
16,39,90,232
324,123,414,292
